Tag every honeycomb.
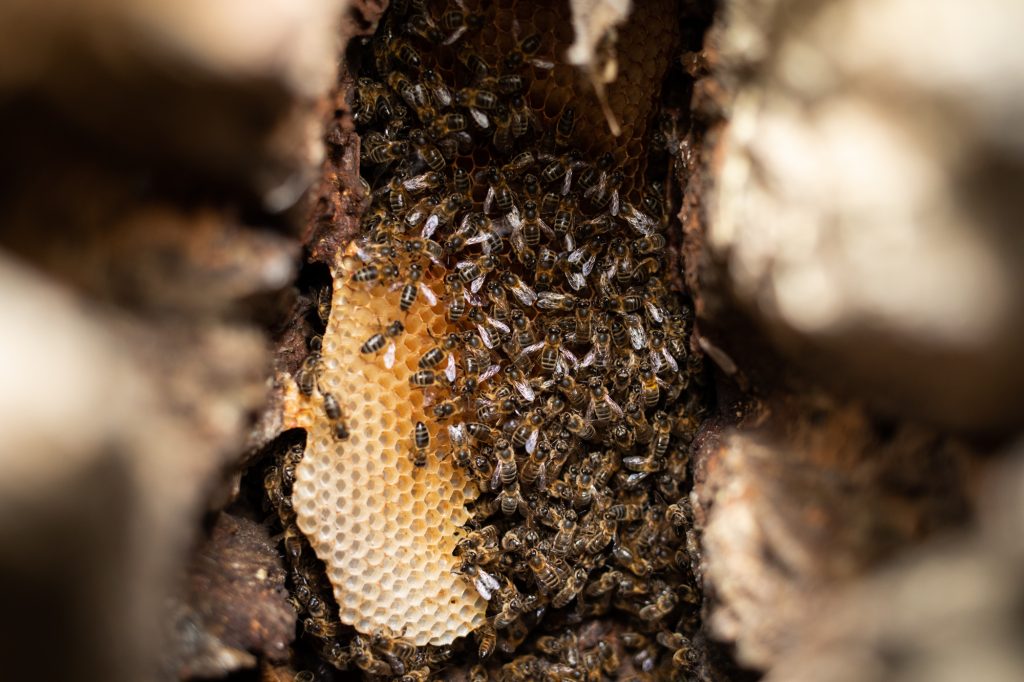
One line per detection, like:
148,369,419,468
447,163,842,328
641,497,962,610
270,0,714,677
281,247,487,646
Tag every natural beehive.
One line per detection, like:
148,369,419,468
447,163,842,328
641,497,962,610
281,245,486,646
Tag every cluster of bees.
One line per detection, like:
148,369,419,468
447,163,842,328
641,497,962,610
266,0,712,679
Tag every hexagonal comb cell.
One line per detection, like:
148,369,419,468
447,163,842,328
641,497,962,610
282,245,485,647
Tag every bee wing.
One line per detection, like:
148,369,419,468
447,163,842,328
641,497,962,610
567,245,586,265
490,466,502,492
660,348,679,373
470,275,486,294
449,422,466,446
563,232,575,253
525,429,539,455
513,377,536,402
509,280,537,306
610,189,621,217
530,57,555,70
483,186,495,214
645,300,664,323
445,353,458,382
422,213,440,239
474,575,496,601
560,348,578,365
561,166,573,195
444,25,468,45
604,394,624,417
470,108,490,129
488,317,510,333
419,282,438,306
455,260,476,271
479,364,501,386
580,348,597,368
581,253,597,277
477,324,496,349
383,342,397,369
566,271,586,291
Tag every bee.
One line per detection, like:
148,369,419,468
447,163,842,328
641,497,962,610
666,499,692,527
389,36,422,70
577,152,614,193
526,549,561,593
495,481,528,515
469,665,490,682
510,410,544,454
586,169,624,215
397,262,438,312
456,46,491,79
401,170,444,195
551,515,577,558
553,194,579,247
403,236,446,266
647,330,679,373
639,587,678,622
427,111,467,139
296,351,322,396
520,444,549,488
322,391,342,420
551,372,588,409
476,622,497,658
585,380,622,422
554,106,576,147
567,239,602,277
508,96,538,138
497,73,524,94
561,411,596,440
649,410,671,458
409,369,436,387
439,0,484,45
613,542,653,578
351,263,382,284
420,68,452,107
504,364,537,402
504,25,554,70
537,291,577,311
408,128,446,172
354,77,394,124
520,327,577,375
633,233,666,256
494,438,518,487
410,421,430,466
334,420,351,440
363,131,409,165
466,421,497,444
607,504,644,522
479,167,515,214
451,167,471,194
456,253,499,293
516,200,555,248
552,567,588,608
361,319,405,368
539,151,579,195
303,616,337,639
496,272,536,308
467,305,511,349
619,201,659,236
403,11,445,44
624,402,654,443
475,389,516,423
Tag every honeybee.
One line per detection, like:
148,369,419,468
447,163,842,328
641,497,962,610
493,480,525,515
467,305,511,349
403,11,444,44
360,319,405,368
561,411,596,440
619,201,659,236
585,169,624,215
638,587,677,622
421,191,467,239
411,420,429,466
586,380,623,422
439,0,484,45
396,262,438,312
552,567,588,608
554,106,576,147
539,151,579,196
666,499,692,528
526,549,561,593
498,272,537,307
426,112,467,140
520,444,549,488
550,515,577,558
459,562,502,601
625,402,654,442
537,291,577,311
520,328,577,375
508,95,538,138
479,167,515,214
606,504,644,522
420,68,452,107
456,45,491,79
503,364,537,402
633,233,666,255
612,542,653,578
322,391,342,420
504,24,554,70
494,438,518,487
363,131,409,165
469,664,490,682
455,253,499,293
296,351,322,396
408,128,446,172
510,410,544,454
567,239,602,277
476,622,497,658
647,330,679,373
354,77,394,125
409,369,436,387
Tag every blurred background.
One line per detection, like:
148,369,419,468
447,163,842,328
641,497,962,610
0,0,1021,680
